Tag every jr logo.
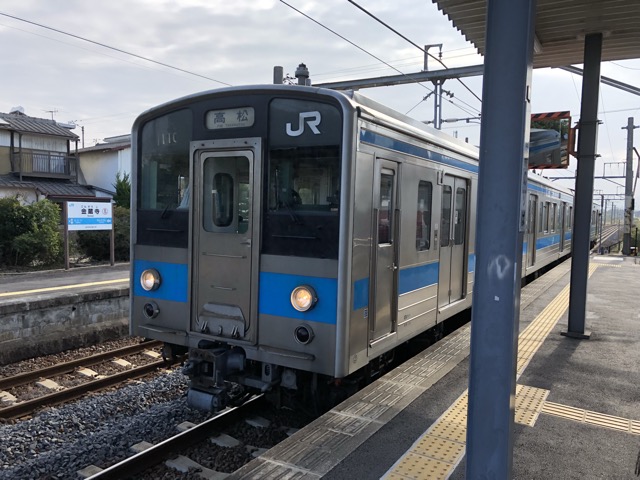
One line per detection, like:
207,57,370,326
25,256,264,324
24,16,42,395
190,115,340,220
286,111,322,136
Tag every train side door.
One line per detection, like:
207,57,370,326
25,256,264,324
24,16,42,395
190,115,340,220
527,194,538,267
370,159,399,342
192,140,260,344
438,175,468,309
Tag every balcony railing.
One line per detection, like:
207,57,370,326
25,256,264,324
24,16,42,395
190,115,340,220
10,152,78,181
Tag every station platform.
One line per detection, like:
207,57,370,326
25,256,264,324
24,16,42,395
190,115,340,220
231,255,640,479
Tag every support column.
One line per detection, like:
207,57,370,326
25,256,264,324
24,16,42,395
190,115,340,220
622,117,638,255
565,33,602,339
466,0,535,478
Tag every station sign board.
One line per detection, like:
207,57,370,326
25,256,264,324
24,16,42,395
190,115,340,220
67,201,113,231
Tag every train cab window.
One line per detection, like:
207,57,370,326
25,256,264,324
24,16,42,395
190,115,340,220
441,186,452,247
454,187,466,245
416,181,432,251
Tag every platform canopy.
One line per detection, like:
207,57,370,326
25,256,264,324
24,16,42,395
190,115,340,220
432,0,640,67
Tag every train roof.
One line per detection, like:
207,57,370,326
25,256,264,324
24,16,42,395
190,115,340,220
133,84,574,199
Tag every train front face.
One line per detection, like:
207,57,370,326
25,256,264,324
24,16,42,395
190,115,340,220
130,88,350,411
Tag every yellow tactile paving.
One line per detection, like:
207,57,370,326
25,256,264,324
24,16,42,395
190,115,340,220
542,402,640,435
383,263,600,479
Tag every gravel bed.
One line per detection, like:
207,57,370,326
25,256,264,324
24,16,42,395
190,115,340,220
0,371,213,480
0,336,147,378
141,402,315,478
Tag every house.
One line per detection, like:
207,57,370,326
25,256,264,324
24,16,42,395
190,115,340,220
77,134,131,198
0,107,96,204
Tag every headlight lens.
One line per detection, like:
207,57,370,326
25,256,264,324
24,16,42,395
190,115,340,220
140,269,161,291
290,285,317,312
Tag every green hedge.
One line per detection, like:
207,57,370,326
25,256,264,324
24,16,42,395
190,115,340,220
0,197,62,267
76,205,130,261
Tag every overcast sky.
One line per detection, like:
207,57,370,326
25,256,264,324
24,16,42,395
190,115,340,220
1,0,639,204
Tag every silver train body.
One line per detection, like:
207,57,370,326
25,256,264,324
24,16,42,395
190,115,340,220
130,85,597,410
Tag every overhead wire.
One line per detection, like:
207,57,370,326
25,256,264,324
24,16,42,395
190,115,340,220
346,0,482,105
279,1,480,119
0,11,232,86
279,1,435,97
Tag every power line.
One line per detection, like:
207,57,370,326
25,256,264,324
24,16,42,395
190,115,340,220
280,1,478,119
0,11,232,86
346,0,482,105
279,1,435,97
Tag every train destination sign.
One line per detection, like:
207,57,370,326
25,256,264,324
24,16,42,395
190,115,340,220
67,201,113,231
206,107,255,130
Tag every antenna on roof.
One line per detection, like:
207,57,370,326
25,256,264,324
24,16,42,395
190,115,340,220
43,109,58,120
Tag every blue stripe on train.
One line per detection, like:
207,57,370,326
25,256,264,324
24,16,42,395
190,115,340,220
353,255,475,311
258,272,337,324
360,130,479,173
133,260,188,303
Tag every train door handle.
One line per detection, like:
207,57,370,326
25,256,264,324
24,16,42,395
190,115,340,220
388,263,398,271
240,239,251,246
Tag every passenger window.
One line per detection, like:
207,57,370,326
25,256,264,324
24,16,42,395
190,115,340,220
416,181,432,251
454,187,466,245
441,186,452,247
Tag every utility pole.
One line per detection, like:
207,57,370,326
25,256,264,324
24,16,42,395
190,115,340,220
622,117,638,255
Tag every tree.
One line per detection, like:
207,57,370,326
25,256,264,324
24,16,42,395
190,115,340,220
113,171,131,209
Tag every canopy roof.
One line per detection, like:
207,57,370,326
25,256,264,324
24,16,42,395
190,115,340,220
432,0,640,68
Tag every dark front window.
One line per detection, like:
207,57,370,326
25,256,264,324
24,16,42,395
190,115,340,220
263,98,342,259
138,109,192,247
263,145,341,258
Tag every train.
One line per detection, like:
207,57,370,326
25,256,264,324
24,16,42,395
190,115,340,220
130,85,599,412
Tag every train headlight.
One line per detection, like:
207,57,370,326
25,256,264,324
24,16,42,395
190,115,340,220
140,268,161,291
290,285,317,312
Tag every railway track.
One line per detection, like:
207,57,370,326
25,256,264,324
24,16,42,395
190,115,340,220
0,340,177,420
87,395,268,479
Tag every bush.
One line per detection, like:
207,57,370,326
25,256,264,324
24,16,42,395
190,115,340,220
0,197,62,267
76,205,130,262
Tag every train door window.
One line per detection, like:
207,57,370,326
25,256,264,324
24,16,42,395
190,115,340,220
538,201,544,233
544,202,550,232
441,185,452,247
416,181,432,251
552,203,557,232
203,155,250,233
568,206,573,230
378,173,394,244
454,187,466,245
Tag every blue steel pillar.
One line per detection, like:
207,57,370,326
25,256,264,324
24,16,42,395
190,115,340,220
466,0,535,478
564,33,602,339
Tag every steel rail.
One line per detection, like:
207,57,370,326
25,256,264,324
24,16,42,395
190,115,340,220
88,395,266,479
0,358,171,419
0,340,162,390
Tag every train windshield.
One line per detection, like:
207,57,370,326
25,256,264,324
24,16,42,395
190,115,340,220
264,98,342,259
137,109,192,247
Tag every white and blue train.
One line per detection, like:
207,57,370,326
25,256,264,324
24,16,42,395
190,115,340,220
130,85,598,411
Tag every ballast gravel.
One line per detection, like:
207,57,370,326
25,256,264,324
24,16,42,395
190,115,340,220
0,371,213,480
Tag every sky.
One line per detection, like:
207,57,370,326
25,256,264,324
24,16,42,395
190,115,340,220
1,0,639,208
